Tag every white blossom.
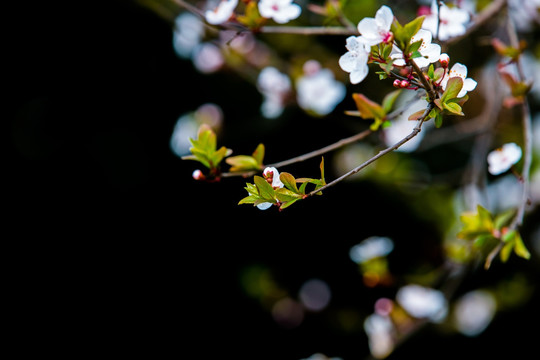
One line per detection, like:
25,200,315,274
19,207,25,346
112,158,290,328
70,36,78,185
396,284,447,321
349,236,394,264
257,167,284,210
487,142,522,175
422,0,470,41
339,36,370,84
391,29,441,68
191,42,224,73
440,63,477,98
205,0,238,25
454,290,496,337
296,61,346,116
257,66,292,118
364,313,395,359
258,0,301,24
357,5,395,47
383,97,429,152
172,12,204,58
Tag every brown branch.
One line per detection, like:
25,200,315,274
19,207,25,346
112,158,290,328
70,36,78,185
307,102,435,197
259,26,357,36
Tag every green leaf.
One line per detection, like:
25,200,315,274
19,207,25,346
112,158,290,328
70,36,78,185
280,172,299,193
279,198,300,210
428,64,434,79
513,233,531,259
254,176,275,201
319,157,326,185
457,205,494,240
238,195,258,205
226,155,260,172
275,188,303,203
442,101,464,116
352,93,386,120
500,241,514,263
442,77,464,101
494,209,516,230
382,89,402,113
408,39,423,54
252,143,265,165
434,112,443,128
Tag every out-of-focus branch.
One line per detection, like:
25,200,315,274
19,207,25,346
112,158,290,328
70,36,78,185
259,26,356,35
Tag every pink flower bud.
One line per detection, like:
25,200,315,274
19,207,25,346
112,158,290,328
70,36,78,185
439,53,450,68
393,79,401,88
192,169,205,180
400,80,410,88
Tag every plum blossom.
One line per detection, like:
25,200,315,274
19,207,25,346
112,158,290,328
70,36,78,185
383,95,429,152
391,29,441,68
296,60,346,116
487,143,522,175
396,284,447,321
205,0,238,25
339,5,395,85
454,290,496,337
440,63,477,98
421,0,470,41
349,236,394,264
257,66,292,118
258,0,301,24
357,5,395,47
339,36,370,84
257,167,284,210
172,12,204,58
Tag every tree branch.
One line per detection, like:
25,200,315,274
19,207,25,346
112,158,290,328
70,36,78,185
307,102,435,197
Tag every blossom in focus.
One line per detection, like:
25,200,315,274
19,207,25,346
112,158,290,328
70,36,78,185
487,142,522,175
258,0,301,24
396,284,447,321
391,29,441,68
257,167,284,210
257,66,292,118
440,63,477,98
296,60,346,116
422,0,470,41
339,36,370,84
205,0,238,25
357,5,395,47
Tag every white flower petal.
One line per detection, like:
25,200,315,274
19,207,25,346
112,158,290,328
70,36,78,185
357,17,382,44
375,5,394,31
350,66,369,84
257,202,273,210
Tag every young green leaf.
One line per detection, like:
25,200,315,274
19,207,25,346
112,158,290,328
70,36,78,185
254,176,275,201
280,172,299,193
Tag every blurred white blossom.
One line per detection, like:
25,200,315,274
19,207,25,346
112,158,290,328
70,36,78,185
205,0,238,25
364,313,395,359
172,12,204,58
454,290,497,337
349,236,394,264
396,284,447,321
258,0,301,24
257,66,292,118
487,142,522,175
192,42,224,73
296,60,346,116
383,97,429,152
508,0,540,32
422,0,470,41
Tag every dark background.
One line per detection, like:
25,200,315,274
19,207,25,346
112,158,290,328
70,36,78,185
6,1,539,359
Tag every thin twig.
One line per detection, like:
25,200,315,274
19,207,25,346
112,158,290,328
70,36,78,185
307,102,435,197
259,26,356,36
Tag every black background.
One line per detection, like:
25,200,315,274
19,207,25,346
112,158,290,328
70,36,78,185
6,1,539,359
